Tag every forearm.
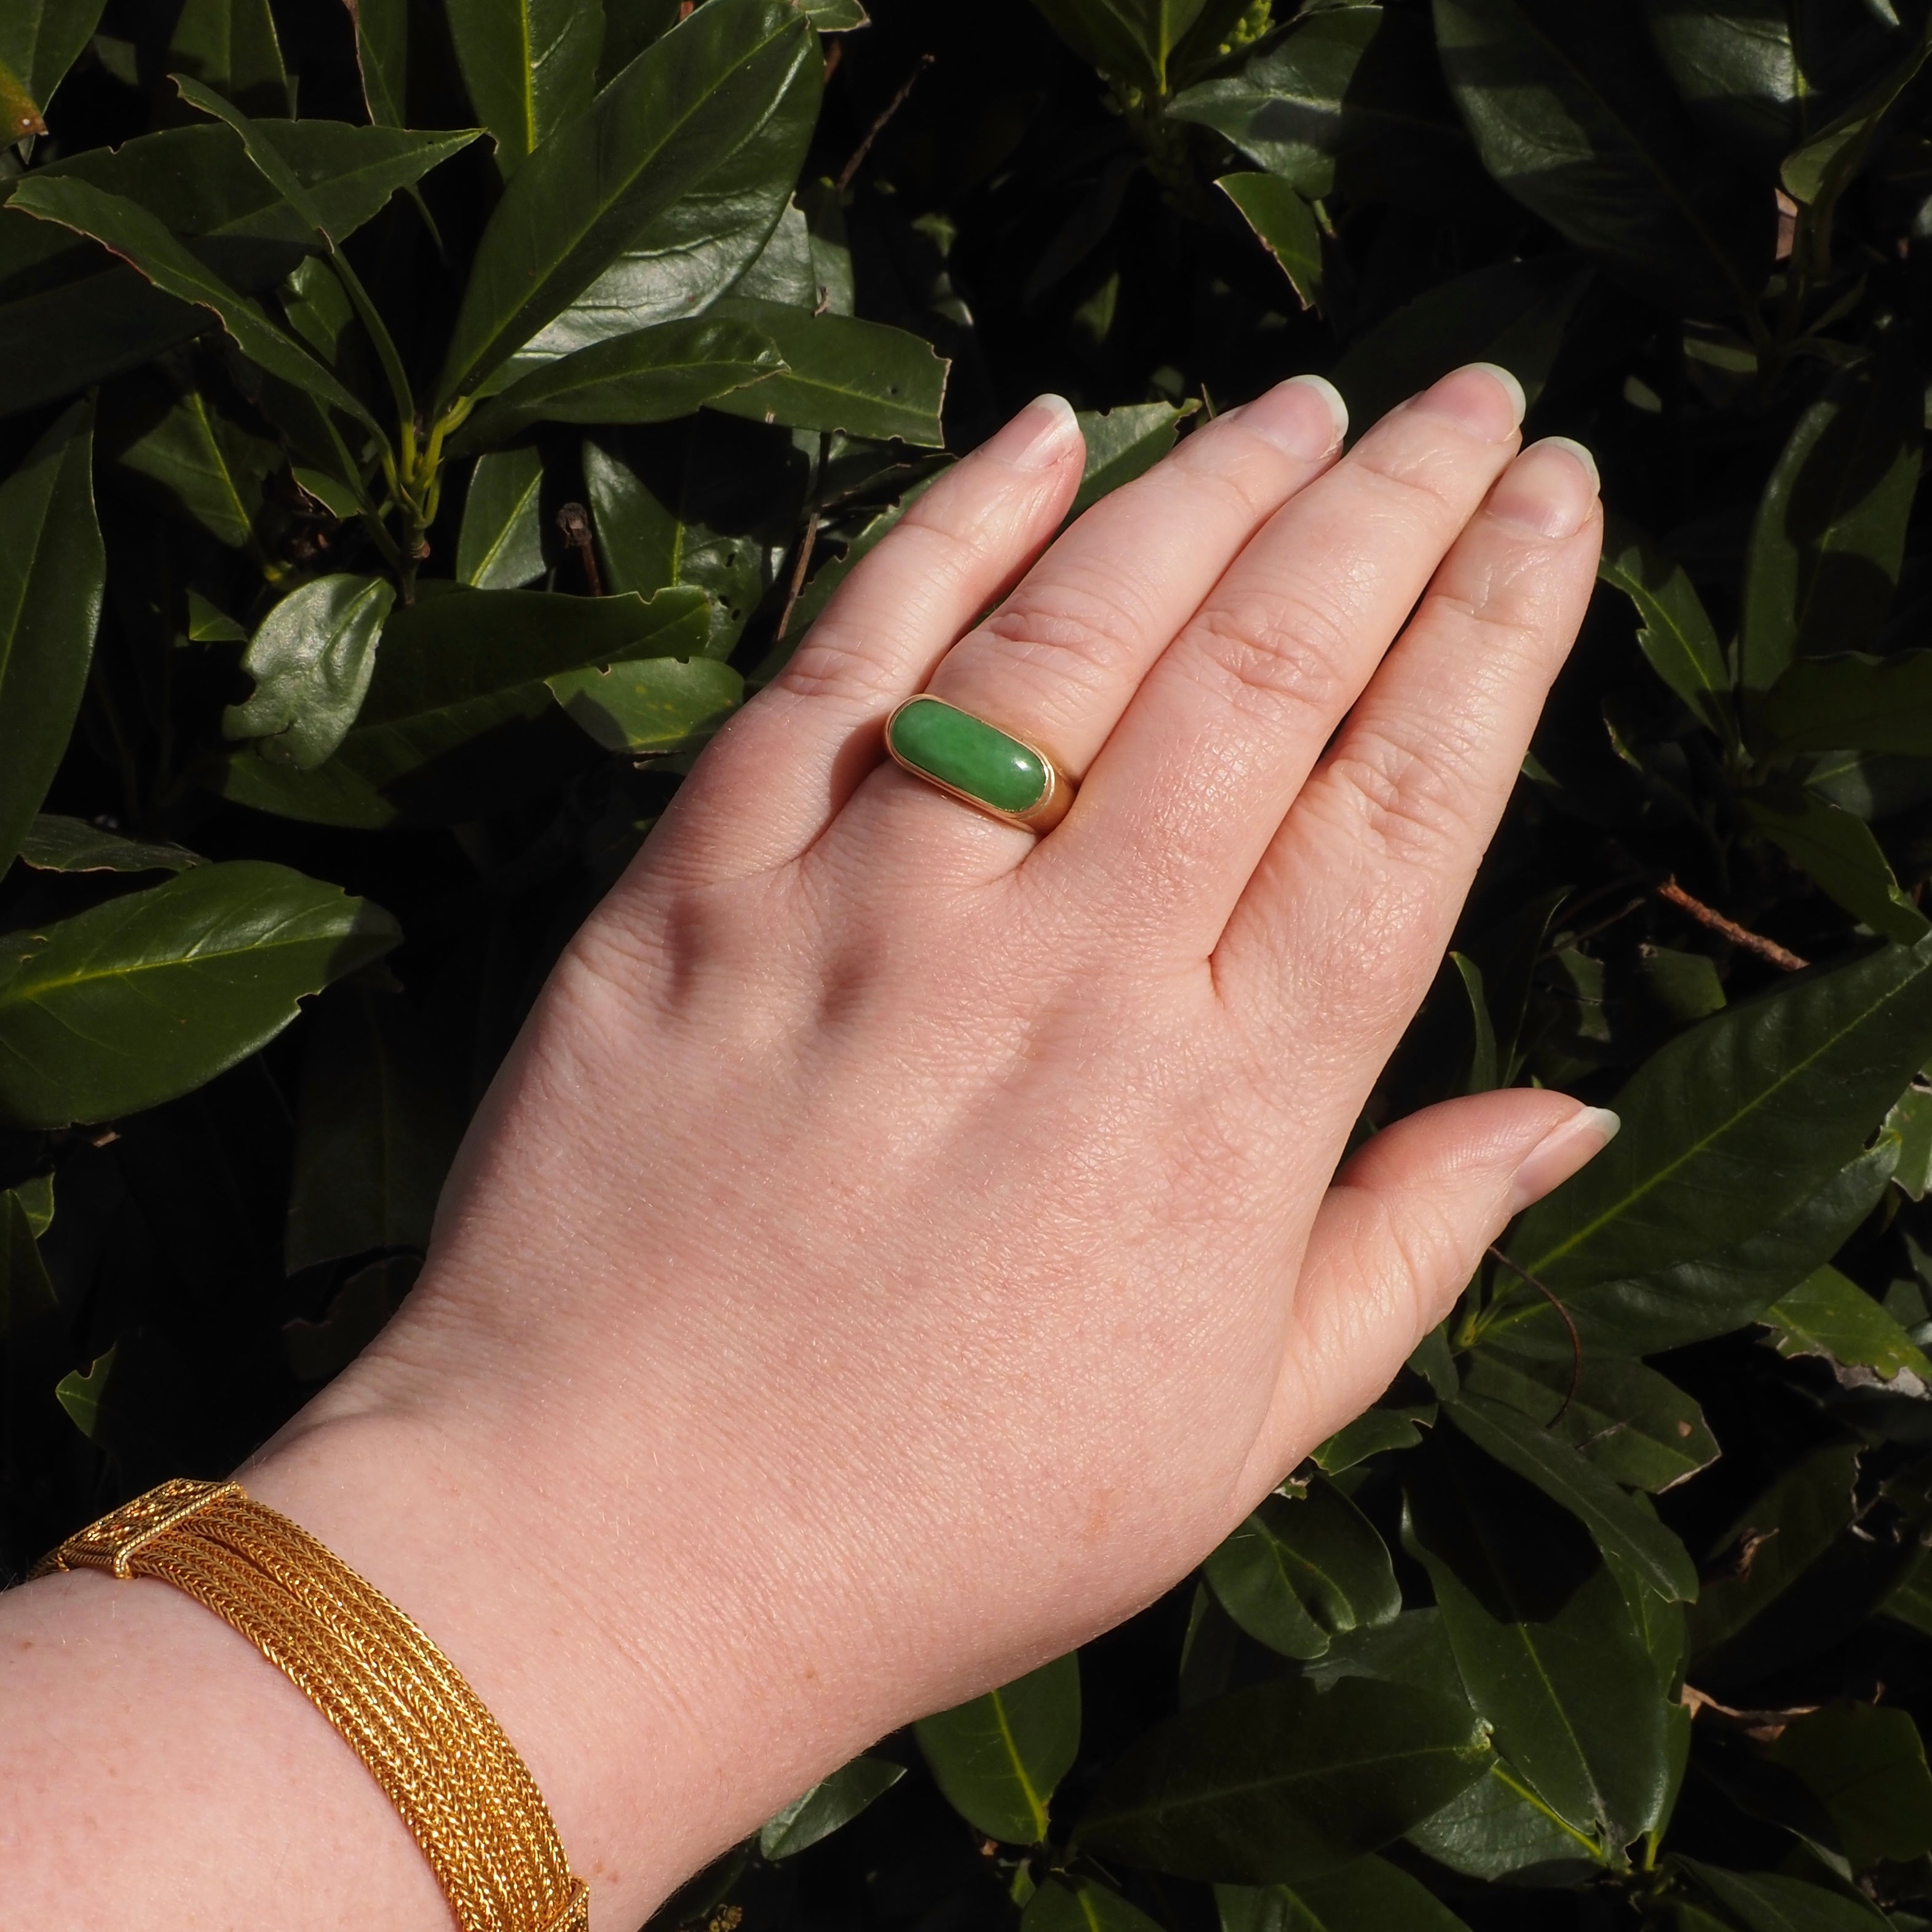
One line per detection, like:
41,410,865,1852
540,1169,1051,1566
0,1384,868,1930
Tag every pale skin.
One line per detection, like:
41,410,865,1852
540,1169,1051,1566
0,363,1610,1929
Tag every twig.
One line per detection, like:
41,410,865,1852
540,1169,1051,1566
1559,896,1647,954
1200,381,1217,420
823,37,844,83
1486,1244,1583,1422
836,53,935,193
1655,876,1808,971
555,502,603,597
774,513,821,644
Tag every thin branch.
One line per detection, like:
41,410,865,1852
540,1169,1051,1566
774,513,821,644
555,502,603,597
836,53,935,194
1655,876,1808,971
1486,1244,1583,1422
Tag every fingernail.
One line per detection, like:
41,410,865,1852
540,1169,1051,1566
1507,1106,1620,1216
984,394,1080,470
1407,362,1526,441
1237,373,1349,461
1487,437,1601,540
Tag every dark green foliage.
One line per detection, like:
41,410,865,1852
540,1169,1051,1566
12,2,1932,1928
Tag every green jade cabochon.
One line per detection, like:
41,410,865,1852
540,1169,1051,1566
887,697,1049,815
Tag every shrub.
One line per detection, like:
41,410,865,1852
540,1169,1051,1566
7,1,1932,1926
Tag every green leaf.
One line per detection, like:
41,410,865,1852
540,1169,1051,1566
348,0,410,124
1170,6,1484,213
1760,651,1932,759
1444,1395,1697,1601
434,0,815,408
165,0,291,117
1404,1426,1674,1850
114,379,282,553
7,175,384,438
1309,1403,1433,1475
18,817,199,874
1073,1674,1491,1883
1328,261,1590,441
0,861,398,1130
453,317,785,451
448,0,603,178
1740,348,1923,694
1202,1477,1400,1660
1781,14,1932,208
1216,1864,1470,1932
1027,0,1214,94
1503,938,1932,1296
1071,402,1195,517
55,1345,115,1440
758,1754,904,1860
798,0,869,28
1743,786,1930,944
1637,0,1808,172
224,575,398,772
1768,1705,1932,1868
0,121,477,413
457,447,548,589
915,1652,1080,1845
1216,174,1321,312
220,585,712,827
1408,1761,1602,1882
547,654,743,753
0,0,108,129
703,300,948,447
1763,1263,1932,1391
0,400,101,878
1597,515,1735,746
1677,1858,1895,1931
1888,1081,1932,1198
286,976,462,1272
1687,1442,1860,1668
1457,1345,1718,1493
1024,1879,1166,1932
1433,0,1771,313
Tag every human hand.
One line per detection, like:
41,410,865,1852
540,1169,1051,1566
125,363,1605,1928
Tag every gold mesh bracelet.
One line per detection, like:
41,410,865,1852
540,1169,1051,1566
33,1478,589,1932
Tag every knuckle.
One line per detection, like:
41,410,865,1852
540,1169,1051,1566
1326,726,1478,869
775,621,906,705
1351,437,1481,526
977,565,1158,687
1179,592,1355,727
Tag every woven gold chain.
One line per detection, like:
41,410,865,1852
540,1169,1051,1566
33,1478,588,1932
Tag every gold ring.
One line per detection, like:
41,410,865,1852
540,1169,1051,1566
884,695,1074,833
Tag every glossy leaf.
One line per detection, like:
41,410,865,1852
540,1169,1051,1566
165,0,292,117
1216,1864,1470,1932
1677,1858,1895,1931
1743,786,1930,943
7,176,382,437
448,0,602,177
1740,349,1923,694
1638,0,1809,172
547,655,743,753
758,1754,905,1860
457,447,548,589
0,0,108,129
1597,515,1735,746
1433,0,1772,314
704,300,948,446
1768,1705,1932,1868
1071,402,1195,517
0,401,101,879
220,585,711,827
1760,651,1932,759
1027,0,1214,95
1404,1427,1674,1850
17,817,199,875
1202,1478,1400,1660
454,317,784,450
1074,1674,1491,1883
1503,938,1932,1296
1457,1345,1718,1493
224,575,398,771
1310,1403,1433,1475
1024,1879,1166,1932
114,381,282,553
285,975,462,1272
434,0,815,407
1781,15,1932,208
1328,261,1590,438
1764,1263,1932,1391
1217,174,1321,312
915,1652,1080,1845
0,861,398,1130
350,0,410,124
